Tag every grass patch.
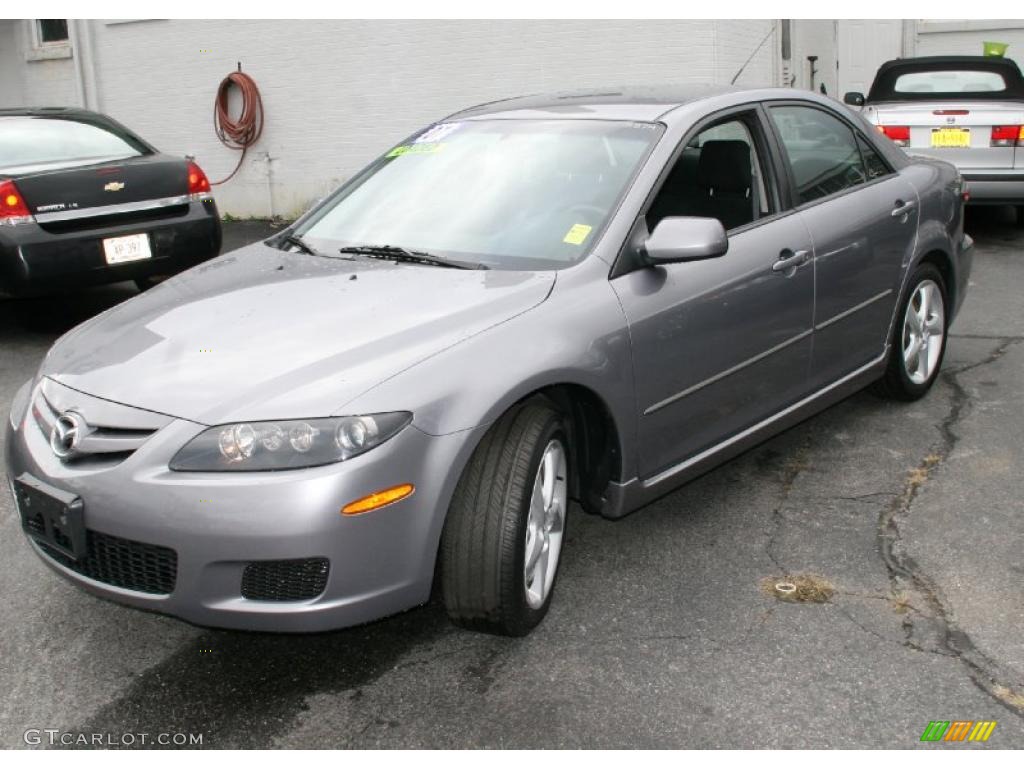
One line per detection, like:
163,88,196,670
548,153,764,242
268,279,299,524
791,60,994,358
760,573,835,604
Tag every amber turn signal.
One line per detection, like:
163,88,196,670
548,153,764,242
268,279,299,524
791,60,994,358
342,483,414,515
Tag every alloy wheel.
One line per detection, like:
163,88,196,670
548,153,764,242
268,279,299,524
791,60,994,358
523,439,567,609
902,278,945,385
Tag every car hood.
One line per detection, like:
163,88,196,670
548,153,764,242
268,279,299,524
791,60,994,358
42,243,555,424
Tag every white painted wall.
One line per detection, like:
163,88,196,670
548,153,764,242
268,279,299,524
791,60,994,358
913,19,1024,72
0,20,79,108
837,20,904,98
785,20,837,96
2,19,779,218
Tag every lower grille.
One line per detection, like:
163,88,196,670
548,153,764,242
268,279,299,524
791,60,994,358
38,530,177,596
241,558,329,602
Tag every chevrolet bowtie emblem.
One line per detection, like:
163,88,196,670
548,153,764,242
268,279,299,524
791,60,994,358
104,181,126,192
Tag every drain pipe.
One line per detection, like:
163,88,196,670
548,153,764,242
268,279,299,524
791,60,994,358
68,19,88,109
261,151,276,220
68,19,99,110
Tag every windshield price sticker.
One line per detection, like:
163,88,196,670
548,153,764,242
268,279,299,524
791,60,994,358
563,223,593,245
386,143,446,158
414,122,462,144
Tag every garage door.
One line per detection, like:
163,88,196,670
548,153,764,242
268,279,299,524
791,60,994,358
837,20,904,98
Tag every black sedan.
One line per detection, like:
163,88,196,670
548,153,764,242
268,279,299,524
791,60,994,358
0,107,221,296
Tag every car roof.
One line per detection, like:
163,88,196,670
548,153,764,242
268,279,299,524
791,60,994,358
448,84,747,122
875,55,1023,74
0,106,104,118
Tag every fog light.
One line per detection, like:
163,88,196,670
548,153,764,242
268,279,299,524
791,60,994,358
342,484,415,515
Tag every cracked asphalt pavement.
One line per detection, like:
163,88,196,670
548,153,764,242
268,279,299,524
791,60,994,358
1,212,1021,749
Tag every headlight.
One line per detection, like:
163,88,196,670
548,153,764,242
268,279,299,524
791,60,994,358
169,412,412,472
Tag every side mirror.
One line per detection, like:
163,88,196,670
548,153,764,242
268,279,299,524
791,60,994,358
843,91,865,107
643,216,728,265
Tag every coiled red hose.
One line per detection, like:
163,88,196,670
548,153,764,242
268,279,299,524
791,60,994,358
211,70,264,185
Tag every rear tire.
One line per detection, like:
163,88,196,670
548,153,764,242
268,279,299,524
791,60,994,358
441,398,569,636
872,263,948,401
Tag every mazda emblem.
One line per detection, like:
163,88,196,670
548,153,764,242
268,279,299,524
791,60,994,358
50,412,86,459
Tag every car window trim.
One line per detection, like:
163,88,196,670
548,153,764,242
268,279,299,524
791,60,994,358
610,102,794,279
762,99,899,213
854,131,896,182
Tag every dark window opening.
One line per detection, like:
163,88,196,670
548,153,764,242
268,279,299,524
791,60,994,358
857,135,890,181
38,20,69,44
646,115,773,233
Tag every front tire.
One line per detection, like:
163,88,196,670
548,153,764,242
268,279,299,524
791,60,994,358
440,398,569,636
872,263,948,401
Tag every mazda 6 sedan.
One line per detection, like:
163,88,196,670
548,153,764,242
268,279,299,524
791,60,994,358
4,86,972,636
0,107,221,296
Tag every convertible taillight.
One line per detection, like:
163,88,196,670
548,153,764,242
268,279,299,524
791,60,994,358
186,161,212,200
990,125,1024,147
878,125,910,146
0,179,32,225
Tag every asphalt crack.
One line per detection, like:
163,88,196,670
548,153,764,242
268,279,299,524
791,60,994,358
876,337,1024,717
762,436,814,575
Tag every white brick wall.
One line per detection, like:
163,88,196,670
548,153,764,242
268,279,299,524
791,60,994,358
4,19,779,218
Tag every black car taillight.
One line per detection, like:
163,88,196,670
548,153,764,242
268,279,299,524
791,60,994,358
186,161,212,200
0,179,33,225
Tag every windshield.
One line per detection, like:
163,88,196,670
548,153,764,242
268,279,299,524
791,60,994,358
298,119,661,270
0,116,148,173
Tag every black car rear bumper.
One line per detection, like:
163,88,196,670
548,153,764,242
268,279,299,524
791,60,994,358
0,199,221,297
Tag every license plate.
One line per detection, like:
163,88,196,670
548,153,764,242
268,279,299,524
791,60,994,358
13,474,86,560
103,233,152,264
930,128,971,148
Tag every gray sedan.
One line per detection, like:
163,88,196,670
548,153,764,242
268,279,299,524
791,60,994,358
4,86,972,636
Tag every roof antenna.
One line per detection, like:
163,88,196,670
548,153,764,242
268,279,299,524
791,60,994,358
731,25,776,85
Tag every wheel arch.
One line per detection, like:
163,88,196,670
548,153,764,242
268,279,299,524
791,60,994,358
458,381,626,516
915,247,956,313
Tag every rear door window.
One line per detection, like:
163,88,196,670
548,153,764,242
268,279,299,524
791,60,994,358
768,105,867,205
0,116,146,173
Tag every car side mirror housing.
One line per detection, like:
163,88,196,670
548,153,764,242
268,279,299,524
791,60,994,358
843,91,865,107
642,216,728,265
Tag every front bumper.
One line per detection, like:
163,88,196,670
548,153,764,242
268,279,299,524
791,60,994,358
4,379,473,632
0,199,221,297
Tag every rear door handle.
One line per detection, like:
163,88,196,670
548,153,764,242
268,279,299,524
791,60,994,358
891,200,916,218
771,249,810,273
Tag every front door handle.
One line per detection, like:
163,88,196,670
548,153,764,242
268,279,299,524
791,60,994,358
771,249,810,273
891,199,916,218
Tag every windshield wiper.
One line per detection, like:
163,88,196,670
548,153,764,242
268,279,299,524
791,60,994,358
337,244,486,270
279,234,355,260
280,234,321,256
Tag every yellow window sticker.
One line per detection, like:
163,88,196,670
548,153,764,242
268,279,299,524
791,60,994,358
385,143,446,158
563,223,593,245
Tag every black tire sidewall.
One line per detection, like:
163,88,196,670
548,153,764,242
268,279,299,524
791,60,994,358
505,416,569,635
892,264,949,397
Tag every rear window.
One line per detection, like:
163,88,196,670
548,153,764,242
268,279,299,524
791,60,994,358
0,116,147,173
868,59,1024,102
893,70,1007,94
